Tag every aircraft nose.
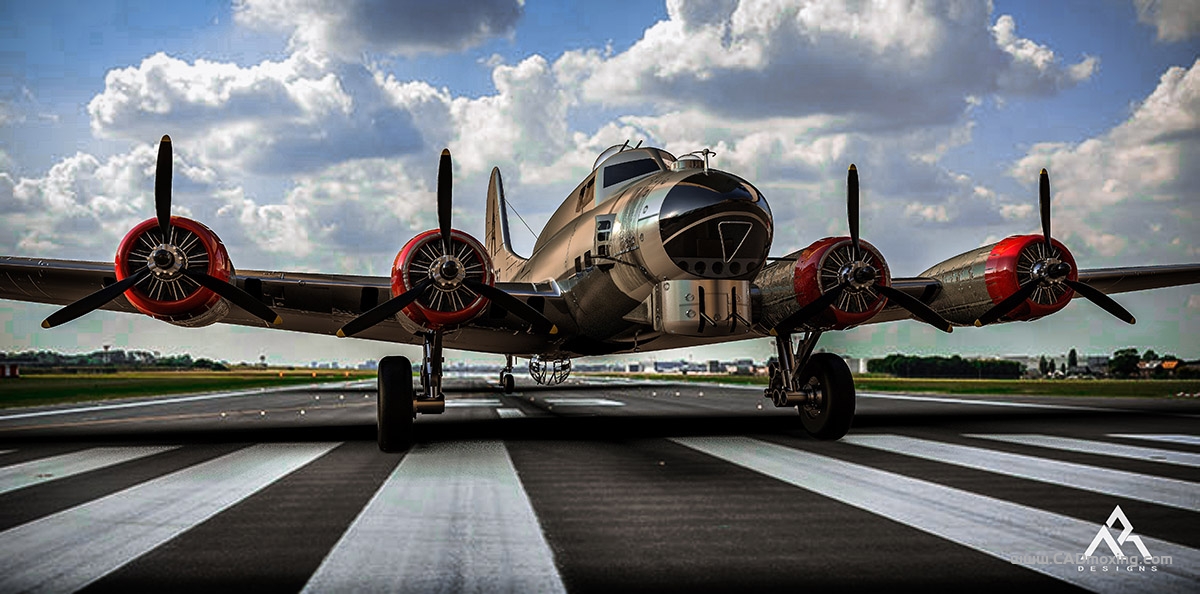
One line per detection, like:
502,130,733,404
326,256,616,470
657,171,772,279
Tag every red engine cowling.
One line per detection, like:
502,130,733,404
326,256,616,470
792,236,891,330
114,216,234,327
392,228,494,329
983,234,1078,322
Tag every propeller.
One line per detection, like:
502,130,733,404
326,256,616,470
42,135,282,329
773,164,953,335
973,169,1135,327
336,149,558,338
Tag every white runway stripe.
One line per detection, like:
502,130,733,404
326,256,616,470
844,435,1200,512
0,442,339,594
544,398,624,407
672,436,1200,594
968,434,1200,469
302,440,565,594
0,446,177,495
1110,434,1200,447
445,399,503,408
496,408,526,418
0,450,13,455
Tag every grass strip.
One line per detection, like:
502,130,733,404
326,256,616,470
0,370,377,409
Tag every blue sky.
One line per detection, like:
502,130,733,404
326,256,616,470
0,0,1197,366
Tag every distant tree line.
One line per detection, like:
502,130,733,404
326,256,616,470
867,354,1023,379
0,349,228,371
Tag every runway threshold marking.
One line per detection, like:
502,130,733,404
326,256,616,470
0,446,178,496
302,440,565,594
672,436,1200,594
844,435,1200,513
496,408,526,418
0,442,340,594
1110,434,1200,447
968,434,1200,469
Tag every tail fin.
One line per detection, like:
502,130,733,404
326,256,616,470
485,167,528,281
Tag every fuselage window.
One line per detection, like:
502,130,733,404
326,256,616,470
576,176,596,212
603,159,659,188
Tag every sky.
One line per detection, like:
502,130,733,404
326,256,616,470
0,0,1197,367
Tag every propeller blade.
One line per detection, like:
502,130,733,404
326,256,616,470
438,149,453,248
973,280,1040,327
1039,168,1051,248
463,279,557,335
1063,279,1135,324
875,284,953,333
848,164,860,255
772,282,848,334
179,269,282,326
155,135,173,240
42,267,152,329
337,278,433,338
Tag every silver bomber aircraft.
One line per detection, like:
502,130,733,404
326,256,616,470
2,136,1198,451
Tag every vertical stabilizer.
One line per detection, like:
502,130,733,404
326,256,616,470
485,167,528,281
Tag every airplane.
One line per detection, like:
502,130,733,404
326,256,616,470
2,135,1198,452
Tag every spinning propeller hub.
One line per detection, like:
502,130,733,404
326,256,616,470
429,254,467,289
147,244,185,277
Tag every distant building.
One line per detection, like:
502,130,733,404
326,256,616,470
1,363,18,378
1085,355,1110,376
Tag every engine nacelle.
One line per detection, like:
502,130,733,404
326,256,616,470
392,228,494,329
757,237,891,331
920,234,1078,325
115,216,233,327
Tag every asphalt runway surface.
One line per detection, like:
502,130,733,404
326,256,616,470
0,375,1197,593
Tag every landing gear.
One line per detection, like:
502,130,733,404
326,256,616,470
796,353,855,439
377,355,414,452
500,354,515,394
765,331,855,440
376,332,447,452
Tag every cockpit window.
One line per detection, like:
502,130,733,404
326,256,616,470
603,159,659,188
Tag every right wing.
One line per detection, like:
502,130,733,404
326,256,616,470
0,256,563,355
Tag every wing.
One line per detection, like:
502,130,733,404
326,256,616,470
863,263,1200,325
0,256,563,355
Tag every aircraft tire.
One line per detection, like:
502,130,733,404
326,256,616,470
377,355,415,452
502,373,515,394
798,352,855,440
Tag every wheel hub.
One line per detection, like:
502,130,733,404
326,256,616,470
799,381,825,418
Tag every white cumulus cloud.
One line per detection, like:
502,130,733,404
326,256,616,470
1012,59,1200,264
1134,0,1200,42
572,0,1097,128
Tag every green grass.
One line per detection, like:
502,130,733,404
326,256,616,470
0,369,377,409
583,372,1200,398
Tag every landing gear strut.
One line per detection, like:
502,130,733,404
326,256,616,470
376,331,447,452
765,331,855,440
500,354,515,394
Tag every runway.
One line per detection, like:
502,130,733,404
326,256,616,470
0,376,1197,593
